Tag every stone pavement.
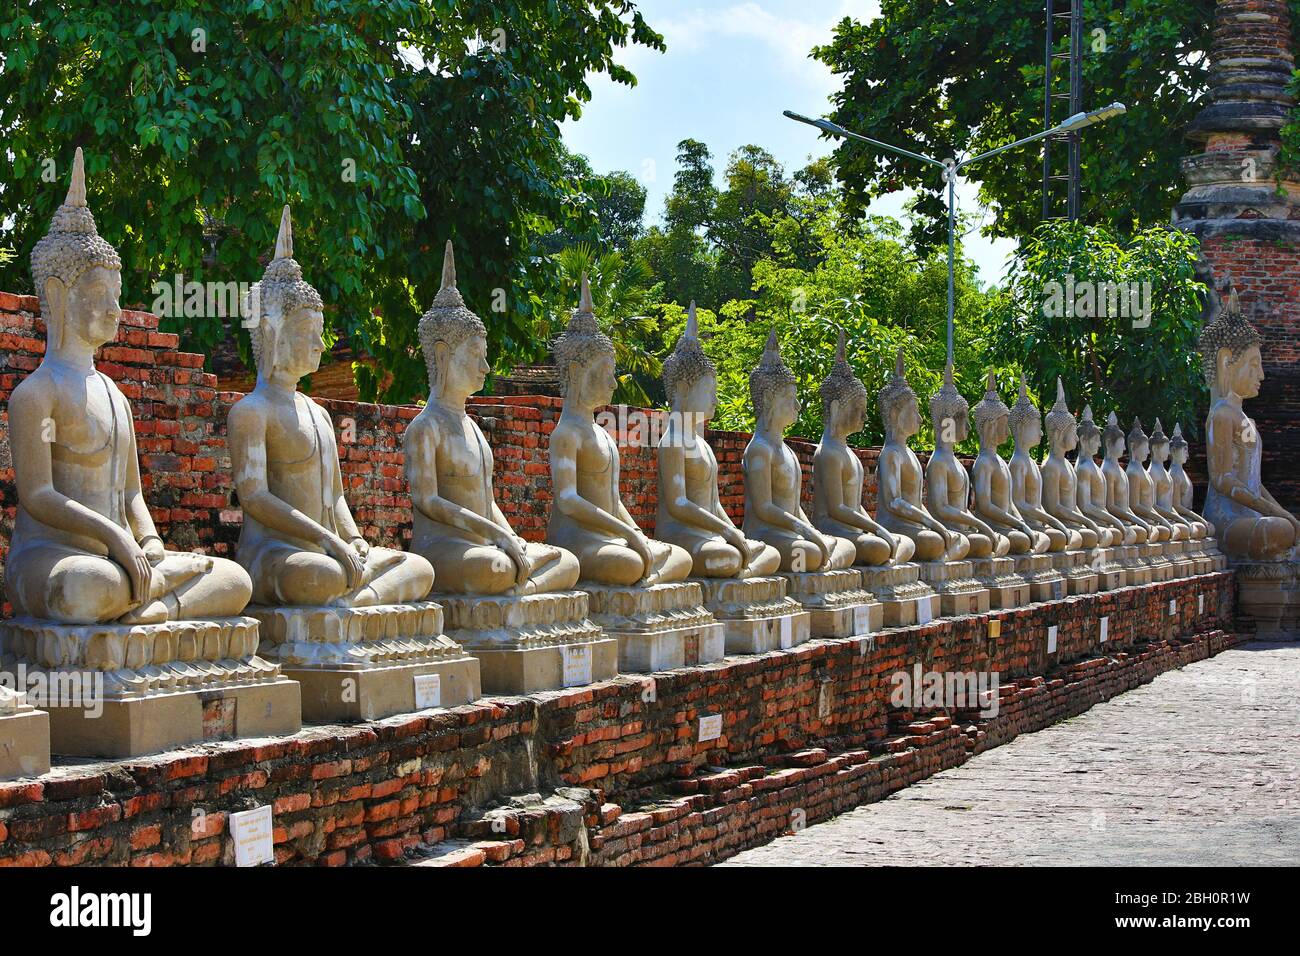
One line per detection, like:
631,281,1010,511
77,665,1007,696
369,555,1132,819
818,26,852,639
721,642,1300,866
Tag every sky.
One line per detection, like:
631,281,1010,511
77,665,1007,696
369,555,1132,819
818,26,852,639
560,0,1017,287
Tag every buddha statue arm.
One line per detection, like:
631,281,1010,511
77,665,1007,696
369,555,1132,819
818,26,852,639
973,463,1031,533
927,465,980,535
1205,406,1289,523
407,420,512,547
122,425,165,562
9,383,153,606
881,451,951,541
661,443,747,549
747,446,830,563
820,451,879,534
550,427,649,554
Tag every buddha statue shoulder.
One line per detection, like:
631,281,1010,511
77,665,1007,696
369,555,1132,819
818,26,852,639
1007,376,1076,552
655,303,780,578
1125,418,1173,543
1197,282,1299,560
812,332,908,565
228,206,433,607
1073,406,1129,546
1168,423,1212,539
1040,379,1103,549
969,372,1049,555
405,242,580,595
923,361,1008,559
5,148,252,625
742,331,856,572
546,277,693,586
1146,419,1193,541
1100,411,1149,544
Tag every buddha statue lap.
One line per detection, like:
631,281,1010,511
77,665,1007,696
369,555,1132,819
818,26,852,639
1005,377,1070,599
1100,411,1155,584
1168,423,1226,573
1072,406,1130,589
1145,419,1197,576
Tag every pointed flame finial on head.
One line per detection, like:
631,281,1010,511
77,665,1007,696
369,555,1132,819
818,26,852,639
893,347,906,379
685,300,698,339
440,240,457,291
985,370,997,392
579,273,594,314
1107,411,1118,426
1019,372,1029,398
1056,377,1066,403
944,360,955,386
67,147,87,208
274,205,294,260
766,327,780,354
835,329,847,364
1082,404,1095,423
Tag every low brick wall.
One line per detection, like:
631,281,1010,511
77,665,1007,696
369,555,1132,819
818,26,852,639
0,573,1234,867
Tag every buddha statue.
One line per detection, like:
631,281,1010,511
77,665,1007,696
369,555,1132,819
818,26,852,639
547,278,693,586
924,362,1007,559
1008,377,1076,553
742,331,856,572
1100,411,1150,545
970,373,1049,555
229,207,434,607
1074,406,1130,547
1125,418,1175,545
406,242,580,595
1168,423,1213,540
1040,379,1103,549
656,304,781,578
1147,419,1195,542
812,333,910,565
1197,283,1299,560
6,148,253,626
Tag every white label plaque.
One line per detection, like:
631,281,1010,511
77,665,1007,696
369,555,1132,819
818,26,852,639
1169,599,1177,617
562,644,592,687
1099,616,1109,643
231,805,274,868
916,597,933,625
1047,625,1058,654
1198,594,1205,615
413,673,441,710
853,605,871,636
698,713,723,742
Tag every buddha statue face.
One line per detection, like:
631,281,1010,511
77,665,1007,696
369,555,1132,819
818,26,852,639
572,351,617,409
46,263,121,350
831,391,868,438
1104,431,1125,460
1128,433,1149,464
1218,344,1264,400
1050,419,1077,454
274,304,326,381
1078,428,1100,460
679,368,718,419
1171,441,1188,467
1015,414,1042,449
1150,437,1170,465
976,411,1009,449
889,391,921,442
439,330,490,402
765,381,800,431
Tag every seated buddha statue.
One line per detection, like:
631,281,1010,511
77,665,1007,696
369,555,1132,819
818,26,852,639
5,147,252,625
405,242,580,595
1197,282,1299,560
1168,424,1213,539
1008,376,1077,552
875,351,968,562
923,362,1007,559
1040,379,1103,549
970,373,1049,555
547,277,693,586
812,333,910,565
1146,419,1198,541
742,331,856,572
1125,418,1175,543
228,206,434,606
1100,411,1150,544
1073,406,1128,546
655,303,780,578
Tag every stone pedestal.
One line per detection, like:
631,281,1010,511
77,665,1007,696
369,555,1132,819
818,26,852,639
1116,545,1153,586
1053,550,1099,595
0,616,301,758
1012,554,1067,603
1085,548,1126,591
580,583,720,674
0,688,49,780
915,559,990,616
1232,560,1300,640
251,602,477,722
780,569,882,637
1144,542,1177,582
860,564,941,627
691,576,810,655
968,557,1031,609
436,590,616,693
1165,540,1197,578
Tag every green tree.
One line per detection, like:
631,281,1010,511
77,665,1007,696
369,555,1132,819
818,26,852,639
636,138,718,305
538,150,648,255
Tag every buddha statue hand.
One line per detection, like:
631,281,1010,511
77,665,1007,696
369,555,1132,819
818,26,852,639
105,525,155,611
323,533,367,590
495,532,534,588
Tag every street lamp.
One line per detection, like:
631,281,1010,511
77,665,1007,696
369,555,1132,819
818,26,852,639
783,103,1127,365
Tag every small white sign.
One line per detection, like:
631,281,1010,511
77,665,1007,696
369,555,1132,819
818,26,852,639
779,615,793,649
853,604,871,636
1099,616,1109,643
231,805,274,868
413,673,441,710
1168,599,1178,617
562,644,592,687
916,597,933,625
698,713,723,742
1047,625,1058,654
857,635,874,656
1198,594,1205,615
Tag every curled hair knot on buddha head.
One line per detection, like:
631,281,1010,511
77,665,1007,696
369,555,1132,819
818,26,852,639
972,371,1009,430
662,301,715,405
1008,374,1040,435
878,348,916,427
749,328,796,420
245,206,324,375
928,360,968,430
418,240,488,391
1197,276,1263,391
820,330,868,421
552,274,615,397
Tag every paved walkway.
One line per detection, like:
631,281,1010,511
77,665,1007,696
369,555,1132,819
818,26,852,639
721,643,1300,866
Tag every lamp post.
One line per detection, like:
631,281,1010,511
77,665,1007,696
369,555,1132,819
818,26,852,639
783,103,1127,365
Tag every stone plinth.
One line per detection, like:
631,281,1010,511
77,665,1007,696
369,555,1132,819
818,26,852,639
1012,554,1067,603
1232,559,1300,639
0,616,300,758
915,559,990,616
579,583,718,675
968,556,1032,609
1164,540,1197,578
1143,542,1177,582
1052,550,1100,595
0,688,49,780
251,602,477,722
1085,548,1127,591
690,576,810,655
860,563,941,626
1115,545,1154,586
781,569,882,637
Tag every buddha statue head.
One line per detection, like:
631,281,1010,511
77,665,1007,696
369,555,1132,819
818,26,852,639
1077,405,1102,460
750,329,798,430
1044,378,1078,454
879,349,920,443
928,361,969,448
1149,418,1171,465
1103,411,1126,460
820,331,868,439
1170,422,1190,467
418,241,489,404
554,274,616,408
972,371,1010,450
30,147,123,353
1009,374,1042,452
663,301,716,418
1197,279,1264,403
1127,417,1150,465
245,206,325,385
